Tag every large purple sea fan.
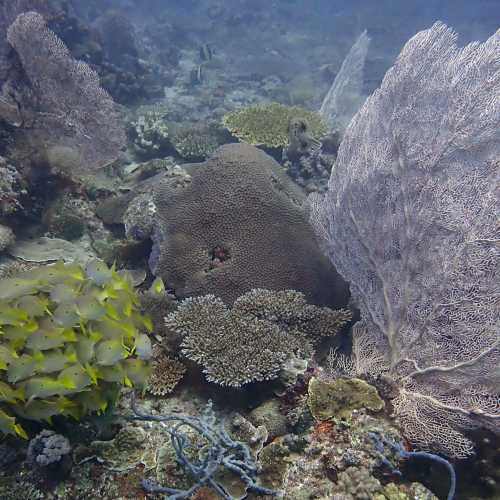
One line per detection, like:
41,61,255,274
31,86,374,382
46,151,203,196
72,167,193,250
7,11,125,171
311,22,499,458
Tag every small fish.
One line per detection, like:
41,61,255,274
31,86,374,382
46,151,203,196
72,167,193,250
148,277,165,297
22,376,75,400
0,380,25,403
123,358,151,389
75,294,106,321
190,64,204,85
7,354,37,383
58,364,91,392
17,295,50,317
85,259,113,286
134,333,152,360
50,284,78,304
75,337,97,364
0,408,27,438
0,304,28,326
199,43,214,62
34,349,71,375
26,322,66,351
53,302,79,327
95,339,128,366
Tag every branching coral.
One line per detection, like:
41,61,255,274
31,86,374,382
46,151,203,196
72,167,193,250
146,344,186,396
311,22,500,457
222,103,327,149
165,289,351,388
130,106,172,159
129,394,280,500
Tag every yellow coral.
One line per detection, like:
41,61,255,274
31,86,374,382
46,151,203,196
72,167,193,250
222,103,327,148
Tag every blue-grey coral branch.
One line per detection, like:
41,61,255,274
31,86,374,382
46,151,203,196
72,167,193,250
128,393,281,500
369,432,456,500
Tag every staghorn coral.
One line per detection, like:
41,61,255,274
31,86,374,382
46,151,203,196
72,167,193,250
165,289,350,388
146,344,186,396
151,143,348,307
222,103,327,149
7,11,125,172
310,23,500,458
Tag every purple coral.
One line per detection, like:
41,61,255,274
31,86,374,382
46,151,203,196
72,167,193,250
6,11,125,172
311,22,499,458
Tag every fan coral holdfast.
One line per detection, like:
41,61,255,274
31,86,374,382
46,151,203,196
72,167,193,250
129,393,280,500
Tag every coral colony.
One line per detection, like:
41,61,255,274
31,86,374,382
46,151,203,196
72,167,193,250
0,1,498,498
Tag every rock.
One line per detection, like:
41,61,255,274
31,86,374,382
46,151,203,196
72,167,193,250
308,377,384,421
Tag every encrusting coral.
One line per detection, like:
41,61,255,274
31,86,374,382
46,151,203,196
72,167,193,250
165,289,351,387
307,377,384,421
222,102,327,149
0,260,152,438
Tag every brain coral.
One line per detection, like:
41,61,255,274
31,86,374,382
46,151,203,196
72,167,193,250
151,143,347,307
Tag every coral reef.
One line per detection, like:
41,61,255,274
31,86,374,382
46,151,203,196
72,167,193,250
222,103,327,149
166,294,304,387
248,399,288,440
0,260,152,437
282,410,439,500
130,395,279,499
89,424,156,472
310,22,499,458
151,143,348,306
307,377,384,421
283,118,333,193
165,289,350,387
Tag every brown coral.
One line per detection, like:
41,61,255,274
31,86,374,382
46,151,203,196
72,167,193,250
152,143,348,307
147,345,186,396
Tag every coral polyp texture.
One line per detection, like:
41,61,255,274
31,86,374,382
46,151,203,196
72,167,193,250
165,289,351,387
151,143,348,307
222,102,327,148
311,22,500,458
0,261,152,438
